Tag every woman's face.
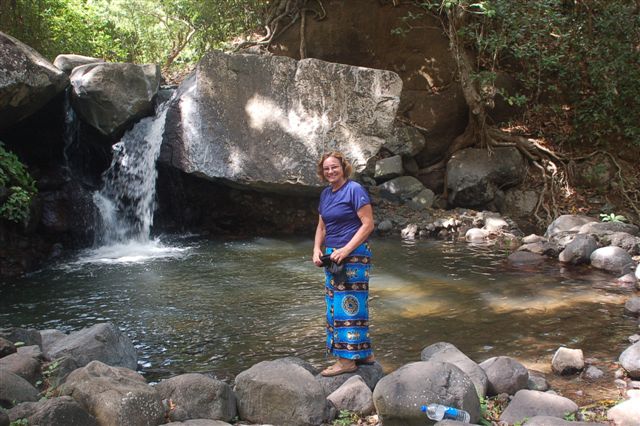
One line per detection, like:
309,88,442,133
322,156,345,185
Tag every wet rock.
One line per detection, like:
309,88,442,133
155,373,237,422
551,347,584,375
499,390,578,424
377,219,393,233
46,322,137,370
518,242,561,257
0,337,16,358
507,251,546,266
545,215,597,238
70,62,161,137
27,396,99,426
624,297,640,317
607,398,640,426
479,356,529,396
53,54,104,74
372,361,481,426
619,342,640,379
590,246,634,274
234,358,334,426
421,342,488,397
401,223,418,240
558,234,598,265
62,360,164,426
375,156,403,183
0,370,39,407
327,375,375,416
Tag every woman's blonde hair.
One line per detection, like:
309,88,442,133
317,151,353,182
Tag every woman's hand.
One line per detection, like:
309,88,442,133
330,248,348,264
313,248,324,266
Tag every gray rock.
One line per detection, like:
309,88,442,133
545,215,597,238
590,246,634,274
498,189,538,219
582,365,604,380
499,390,578,424
403,156,420,175
401,223,418,240
379,176,426,201
0,31,69,131
558,234,598,264
62,360,164,426
28,396,99,426
316,362,384,396
466,228,489,242
0,352,42,385
0,410,7,426
378,219,393,233
483,216,509,232
625,297,640,317
17,345,43,360
0,328,42,349
446,147,525,208
372,361,481,426
524,415,603,425
527,374,549,392
161,52,401,193
607,398,640,426
507,251,546,266
53,54,104,74
40,329,68,357
375,156,403,183
155,373,237,422
523,234,546,244
551,347,584,375
411,188,435,209
636,264,640,281
46,322,137,370
165,420,232,426
579,221,639,236
327,375,375,415
420,342,488,397
601,232,640,255
479,356,528,396
384,123,426,157
620,342,640,379
618,273,637,285
70,62,161,136
234,358,333,426
518,242,561,257
46,356,80,389
0,370,39,406
0,337,16,358
7,401,38,422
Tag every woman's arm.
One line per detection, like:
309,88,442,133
329,204,374,263
313,215,326,266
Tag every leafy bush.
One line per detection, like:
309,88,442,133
0,142,37,225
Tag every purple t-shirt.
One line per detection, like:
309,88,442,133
319,180,371,248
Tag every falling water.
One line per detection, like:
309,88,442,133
93,107,169,245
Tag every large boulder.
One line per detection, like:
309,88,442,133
53,54,104,75
590,246,634,274
0,328,42,349
155,373,237,422
0,370,39,407
578,221,639,236
46,323,137,370
372,361,480,426
234,358,333,426
70,62,161,137
499,390,578,424
607,398,640,426
25,396,99,426
327,375,375,416
545,215,597,238
420,342,488,397
446,147,525,208
619,342,640,379
62,360,164,426
384,123,426,157
0,352,41,385
558,234,598,265
551,347,584,375
0,31,69,131
479,356,528,396
160,51,402,193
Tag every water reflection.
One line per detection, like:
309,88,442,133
0,236,635,381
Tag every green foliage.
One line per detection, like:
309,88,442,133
10,419,29,426
0,143,37,225
333,410,359,426
600,213,628,223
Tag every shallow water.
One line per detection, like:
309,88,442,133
0,236,635,381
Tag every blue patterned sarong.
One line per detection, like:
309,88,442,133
325,242,372,360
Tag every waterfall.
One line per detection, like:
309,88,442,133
93,106,169,245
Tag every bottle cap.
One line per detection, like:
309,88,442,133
420,405,427,412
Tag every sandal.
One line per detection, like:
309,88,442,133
320,362,358,377
356,355,376,366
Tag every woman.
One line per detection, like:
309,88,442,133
312,151,375,377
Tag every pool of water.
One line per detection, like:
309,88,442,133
0,236,635,381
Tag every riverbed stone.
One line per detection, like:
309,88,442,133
523,234,546,244
372,361,481,426
527,374,549,391
551,347,584,375
161,51,401,193
411,188,435,209
420,342,488,397
316,362,384,396
636,264,640,281
600,232,640,255
70,62,161,137
53,54,104,74
62,360,164,426
558,234,598,265
378,219,393,233
607,398,640,426
0,328,42,349
46,322,137,370
579,221,639,237
27,396,99,426
523,416,604,426
0,370,39,407
0,337,16,358
46,355,80,389
619,342,640,379
479,356,528,396
499,390,578,424
466,228,489,242
583,365,604,380
624,297,640,317
165,421,232,426
518,241,561,257
234,358,333,426
155,373,237,422
327,375,375,415
590,246,634,274
0,351,42,385
545,215,597,238
507,251,546,266
375,156,403,183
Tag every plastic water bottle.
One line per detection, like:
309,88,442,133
421,403,471,422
